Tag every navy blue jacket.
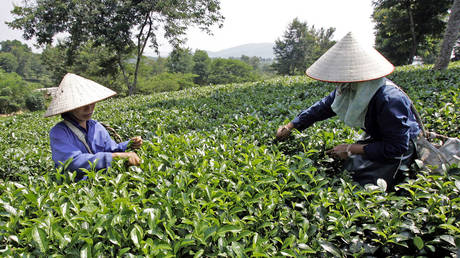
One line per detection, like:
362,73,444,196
291,84,420,162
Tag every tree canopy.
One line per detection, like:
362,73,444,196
272,18,335,75
0,40,50,84
208,58,258,85
192,50,212,85
8,0,224,95
167,47,194,74
372,0,453,65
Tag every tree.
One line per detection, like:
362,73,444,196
0,40,51,85
8,0,224,95
0,40,31,78
240,55,261,71
272,18,335,75
372,0,452,65
0,52,19,73
41,41,126,94
192,50,211,85
434,0,460,70
167,47,194,74
0,69,33,113
208,58,257,85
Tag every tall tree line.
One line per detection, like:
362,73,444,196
8,0,224,95
372,0,457,66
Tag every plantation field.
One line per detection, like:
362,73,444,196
0,62,459,256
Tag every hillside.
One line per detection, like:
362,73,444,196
206,42,275,59
0,62,459,256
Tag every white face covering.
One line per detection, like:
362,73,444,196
331,77,386,129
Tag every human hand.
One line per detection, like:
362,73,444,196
276,122,294,141
126,152,141,166
129,136,143,149
113,152,141,166
326,144,351,160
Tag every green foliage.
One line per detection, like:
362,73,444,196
372,0,452,65
0,69,43,114
192,50,211,85
8,0,224,95
25,92,45,112
167,47,194,74
273,18,335,75
0,62,459,256
0,40,51,85
136,72,197,94
137,56,167,77
208,58,258,84
42,41,127,95
0,52,19,73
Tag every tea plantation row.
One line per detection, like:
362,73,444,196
0,62,459,256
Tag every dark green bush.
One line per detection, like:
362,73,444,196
0,95,20,114
25,92,45,111
0,69,46,114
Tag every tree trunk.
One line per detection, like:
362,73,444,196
407,0,417,64
117,55,132,94
434,0,460,70
130,15,152,96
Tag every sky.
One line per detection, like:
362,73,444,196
1,0,376,56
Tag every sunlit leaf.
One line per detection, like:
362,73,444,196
413,236,424,250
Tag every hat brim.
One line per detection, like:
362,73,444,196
44,73,117,117
305,32,394,83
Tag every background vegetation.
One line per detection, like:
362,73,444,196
1,0,458,114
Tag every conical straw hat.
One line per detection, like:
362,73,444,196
44,73,116,117
306,32,394,83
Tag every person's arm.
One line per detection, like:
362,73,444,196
363,92,413,161
276,90,337,140
96,123,143,152
326,143,366,159
94,122,130,152
291,89,337,131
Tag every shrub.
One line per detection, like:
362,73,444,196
0,69,47,114
25,91,45,111
0,95,20,114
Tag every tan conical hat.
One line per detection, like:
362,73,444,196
306,32,394,83
44,73,116,117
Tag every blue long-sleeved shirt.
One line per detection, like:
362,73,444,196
50,119,130,177
291,83,420,162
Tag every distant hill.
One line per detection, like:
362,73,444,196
206,43,275,59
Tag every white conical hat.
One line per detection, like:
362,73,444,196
306,32,394,83
44,73,116,117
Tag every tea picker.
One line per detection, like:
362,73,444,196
45,73,143,182
276,32,422,191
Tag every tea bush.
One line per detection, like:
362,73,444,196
0,62,459,256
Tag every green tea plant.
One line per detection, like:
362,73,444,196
0,62,459,256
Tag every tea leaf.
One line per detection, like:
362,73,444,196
320,241,341,257
413,236,424,250
32,226,48,253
